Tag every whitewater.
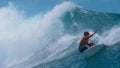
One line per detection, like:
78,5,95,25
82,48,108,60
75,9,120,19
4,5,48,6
0,2,120,68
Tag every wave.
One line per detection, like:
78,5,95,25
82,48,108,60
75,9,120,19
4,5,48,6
0,1,120,68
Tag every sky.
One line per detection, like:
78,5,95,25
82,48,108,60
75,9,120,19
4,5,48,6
0,0,120,16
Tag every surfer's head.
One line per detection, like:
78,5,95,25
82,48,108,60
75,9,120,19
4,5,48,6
84,31,89,36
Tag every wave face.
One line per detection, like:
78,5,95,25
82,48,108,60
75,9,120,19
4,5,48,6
7,2,120,68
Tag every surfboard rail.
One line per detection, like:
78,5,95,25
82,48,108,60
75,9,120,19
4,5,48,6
84,44,106,57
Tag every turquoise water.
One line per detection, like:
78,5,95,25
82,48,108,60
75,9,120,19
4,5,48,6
0,2,120,68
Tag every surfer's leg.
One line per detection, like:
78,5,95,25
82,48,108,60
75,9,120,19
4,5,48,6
88,42,95,47
79,45,87,52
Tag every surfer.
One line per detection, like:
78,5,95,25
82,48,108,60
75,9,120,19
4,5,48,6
78,31,96,52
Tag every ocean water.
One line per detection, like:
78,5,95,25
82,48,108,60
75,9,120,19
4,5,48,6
0,2,120,68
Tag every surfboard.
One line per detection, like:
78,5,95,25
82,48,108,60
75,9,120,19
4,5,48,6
84,44,106,57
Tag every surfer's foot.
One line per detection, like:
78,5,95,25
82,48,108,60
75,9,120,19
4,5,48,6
89,42,95,46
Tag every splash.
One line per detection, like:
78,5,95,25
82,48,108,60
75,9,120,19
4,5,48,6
0,1,43,66
99,26,120,45
0,1,76,67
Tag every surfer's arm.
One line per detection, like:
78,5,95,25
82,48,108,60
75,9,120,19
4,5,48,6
85,31,96,39
89,32,96,38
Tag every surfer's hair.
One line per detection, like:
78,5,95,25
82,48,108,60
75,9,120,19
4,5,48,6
84,31,89,36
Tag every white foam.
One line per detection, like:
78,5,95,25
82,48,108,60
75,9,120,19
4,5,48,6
99,26,120,45
0,1,76,67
